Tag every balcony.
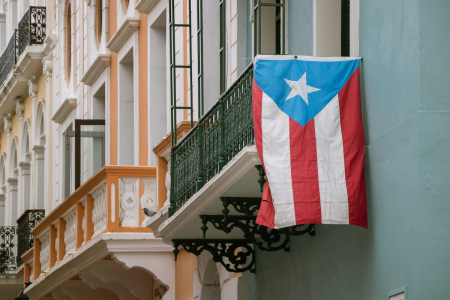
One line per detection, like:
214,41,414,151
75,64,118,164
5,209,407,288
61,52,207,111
169,63,255,216
17,6,47,59
0,6,46,114
0,31,18,89
22,166,175,300
16,210,45,266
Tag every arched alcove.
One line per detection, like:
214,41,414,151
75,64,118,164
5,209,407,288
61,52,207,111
21,121,31,210
35,101,45,209
9,139,18,223
10,138,18,178
0,155,6,226
201,259,221,300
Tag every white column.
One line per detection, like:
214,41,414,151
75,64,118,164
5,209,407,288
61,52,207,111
16,97,25,215
43,56,53,212
32,145,45,209
4,115,12,225
19,162,30,210
29,78,38,211
0,194,5,226
7,178,18,224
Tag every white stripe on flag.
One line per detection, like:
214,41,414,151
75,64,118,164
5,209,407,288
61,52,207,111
261,92,296,228
314,95,350,224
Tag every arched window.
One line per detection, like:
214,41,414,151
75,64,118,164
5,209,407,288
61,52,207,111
66,2,72,86
10,139,17,178
0,156,5,190
123,0,129,12
96,0,103,47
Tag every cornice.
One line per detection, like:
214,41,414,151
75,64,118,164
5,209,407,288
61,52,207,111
106,17,140,53
43,34,57,56
135,0,159,14
51,97,77,124
80,54,111,86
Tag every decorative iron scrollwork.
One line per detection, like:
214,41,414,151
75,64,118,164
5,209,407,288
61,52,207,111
0,226,18,274
17,210,45,265
201,215,290,252
18,7,46,58
221,197,260,221
173,239,256,273
255,165,266,193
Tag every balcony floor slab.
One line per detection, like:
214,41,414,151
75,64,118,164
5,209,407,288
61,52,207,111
24,233,175,300
157,145,263,242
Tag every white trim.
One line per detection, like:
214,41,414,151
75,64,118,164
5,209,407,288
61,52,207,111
255,55,361,62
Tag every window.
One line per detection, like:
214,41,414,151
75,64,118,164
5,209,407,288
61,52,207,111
96,0,103,47
253,0,286,56
341,0,350,56
314,0,353,57
64,120,105,196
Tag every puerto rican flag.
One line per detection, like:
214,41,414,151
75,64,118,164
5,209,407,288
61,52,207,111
253,55,367,229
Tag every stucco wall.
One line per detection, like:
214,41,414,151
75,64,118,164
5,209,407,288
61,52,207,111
252,1,450,299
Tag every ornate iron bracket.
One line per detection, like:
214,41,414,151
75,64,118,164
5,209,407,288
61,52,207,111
221,197,260,221
255,165,266,192
173,239,256,273
201,215,291,252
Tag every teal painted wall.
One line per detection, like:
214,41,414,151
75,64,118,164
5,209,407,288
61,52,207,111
253,0,450,299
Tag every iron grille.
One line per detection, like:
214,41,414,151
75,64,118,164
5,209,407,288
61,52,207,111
16,210,45,266
18,6,47,58
169,64,254,216
0,226,18,274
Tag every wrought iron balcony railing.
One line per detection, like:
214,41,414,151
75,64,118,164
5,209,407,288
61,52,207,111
0,6,46,89
18,6,46,58
0,226,18,274
169,64,254,216
16,210,45,266
0,30,18,88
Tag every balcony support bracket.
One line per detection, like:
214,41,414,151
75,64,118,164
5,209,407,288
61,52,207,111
173,239,256,273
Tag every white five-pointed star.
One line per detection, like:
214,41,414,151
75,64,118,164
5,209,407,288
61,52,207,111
284,73,321,105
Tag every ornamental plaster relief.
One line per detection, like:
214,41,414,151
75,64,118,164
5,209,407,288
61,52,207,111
140,178,157,214
39,231,50,272
120,178,138,227
91,182,107,236
63,207,77,256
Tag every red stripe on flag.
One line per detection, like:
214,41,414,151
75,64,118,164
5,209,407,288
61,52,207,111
338,67,368,228
253,80,276,228
289,118,322,224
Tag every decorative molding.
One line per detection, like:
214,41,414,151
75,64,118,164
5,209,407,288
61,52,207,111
42,57,53,75
80,54,111,86
28,77,38,96
15,50,45,75
43,34,57,57
106,17,140,53
15,97,24,115
3,114,12,131
135,0,158,14
51,97,77,124
63,207,77,256
90,182,107,236
140,178,157,214
120,178,139,227
39,232,50,272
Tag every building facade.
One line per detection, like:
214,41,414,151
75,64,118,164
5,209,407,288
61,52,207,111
0,0,449,299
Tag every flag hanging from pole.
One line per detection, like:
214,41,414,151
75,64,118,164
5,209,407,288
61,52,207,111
253,55,367,229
